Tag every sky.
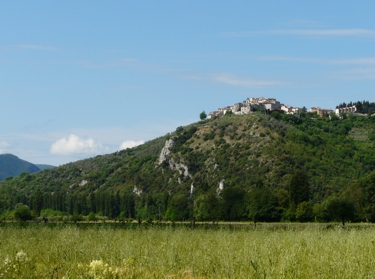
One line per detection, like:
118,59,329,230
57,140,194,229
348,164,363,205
1,1,375,166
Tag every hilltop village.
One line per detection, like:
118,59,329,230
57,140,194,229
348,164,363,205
207,97,364,119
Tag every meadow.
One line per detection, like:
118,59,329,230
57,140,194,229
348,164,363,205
1,225,375,278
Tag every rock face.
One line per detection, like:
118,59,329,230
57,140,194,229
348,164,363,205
133,185,142,196
169,160,191,178
217,179,225,195
159,138,192,178
158,139,174,164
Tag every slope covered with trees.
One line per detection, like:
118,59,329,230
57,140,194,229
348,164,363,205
1,110,375,223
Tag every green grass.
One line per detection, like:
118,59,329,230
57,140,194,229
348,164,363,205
1,225,375,278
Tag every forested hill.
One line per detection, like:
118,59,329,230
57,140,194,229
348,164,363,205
0,154,40,181
2,111,375,223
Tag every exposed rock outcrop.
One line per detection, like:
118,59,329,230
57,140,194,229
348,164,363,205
158,139,174,164
159,138,192,178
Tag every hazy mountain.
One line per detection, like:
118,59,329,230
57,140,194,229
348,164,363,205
35,164,55,171
0,154,41,181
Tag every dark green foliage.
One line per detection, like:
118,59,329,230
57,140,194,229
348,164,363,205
32,189,43,217
203,132,215,141
295,201,313,222
246,185,280,222
194,192,221,221
14,204,33,222
289,171,310,207
172,126,198,153
200,111,207,120
221,186,246,221
165,194,189,221
356,170,375,222
327,198,356,226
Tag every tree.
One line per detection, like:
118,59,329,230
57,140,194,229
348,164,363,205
295,201,313,222
32,189,43,217
194,192,221,222
357,171,375,221
327,198,356,226
221,186,246,221
200,111,207,120
165,194,189,222
14,204,33,222
87,212,97,222
289,170,309,207
246,186,280,222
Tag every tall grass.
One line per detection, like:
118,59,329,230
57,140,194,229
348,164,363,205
1,225,375,278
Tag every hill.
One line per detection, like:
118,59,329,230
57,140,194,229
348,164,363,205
0,154,41,181
1,111,375,222
35,164,55,171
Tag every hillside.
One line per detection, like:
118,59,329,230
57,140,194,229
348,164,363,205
0,154,41,181
1,111,375,222
35,164,55,171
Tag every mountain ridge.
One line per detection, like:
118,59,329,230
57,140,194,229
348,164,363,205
0,154,41,181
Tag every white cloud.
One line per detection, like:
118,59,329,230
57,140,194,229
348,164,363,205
119,140,145,150
50,134,104,155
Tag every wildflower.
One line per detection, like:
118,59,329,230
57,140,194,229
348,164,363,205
89,259,104,271
15,251,28,263
3,256,10,266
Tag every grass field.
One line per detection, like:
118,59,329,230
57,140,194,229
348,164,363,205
1,224,375,278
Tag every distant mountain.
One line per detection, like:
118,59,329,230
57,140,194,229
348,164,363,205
35,164,55,171
0,154,41,181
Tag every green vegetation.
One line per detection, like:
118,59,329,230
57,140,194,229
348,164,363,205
1,109,375,224
1,226,375,278
200,110,207,120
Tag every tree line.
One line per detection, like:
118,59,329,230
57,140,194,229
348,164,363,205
3,169,375,226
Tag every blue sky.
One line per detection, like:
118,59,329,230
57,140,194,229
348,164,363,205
1,1,375,166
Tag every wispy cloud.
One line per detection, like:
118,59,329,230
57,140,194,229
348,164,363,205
333,67,375,80
70,57,171,72
258,55,375,65
71,56,288,89
330,57,375,65
209,72,287,87
187,72,289,88
223,29,375,38
16,44,55,50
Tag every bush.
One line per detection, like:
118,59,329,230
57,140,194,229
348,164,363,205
14,205,33,222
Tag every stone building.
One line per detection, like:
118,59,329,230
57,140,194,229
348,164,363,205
310,107,334,117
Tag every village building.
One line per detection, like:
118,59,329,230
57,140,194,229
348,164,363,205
335,105,357,115
310,107,334,117
208,97,300,118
